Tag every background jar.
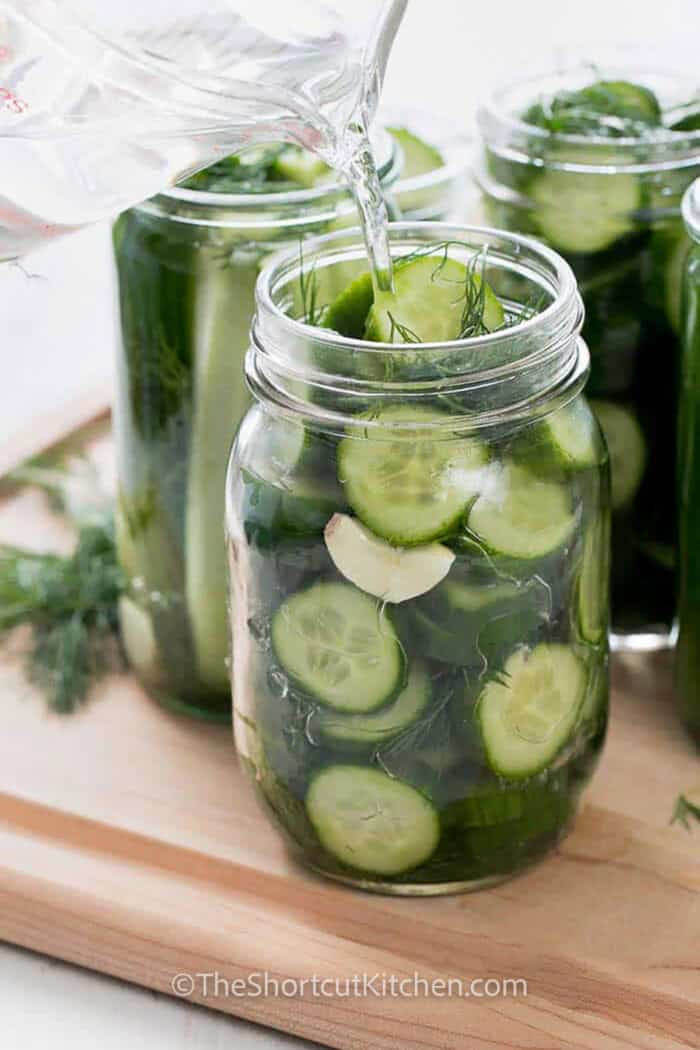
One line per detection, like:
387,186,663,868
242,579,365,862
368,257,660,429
226,222,610,895
677,179,700,746
112,135,404,720
476,58,700,650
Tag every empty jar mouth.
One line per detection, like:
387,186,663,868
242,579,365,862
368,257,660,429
247,221,587,433
478,51,700,173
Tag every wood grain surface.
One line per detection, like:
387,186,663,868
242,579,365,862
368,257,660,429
0,427,698,1050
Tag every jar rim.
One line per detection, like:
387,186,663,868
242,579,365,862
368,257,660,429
255,221,579,351
248,222,587,433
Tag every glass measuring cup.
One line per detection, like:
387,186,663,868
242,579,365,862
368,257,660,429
0,0,408,259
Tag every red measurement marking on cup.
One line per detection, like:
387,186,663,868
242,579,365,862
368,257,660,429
0,86,28,113
0,46,11,61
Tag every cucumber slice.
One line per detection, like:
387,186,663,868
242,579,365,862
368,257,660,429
388,126,445,216
516,398,601,476
338,404,489,546
590,81,661,124
388,127,444,180
468,462,576,560
529,163,640,255
306,765,440,875
589,400,646,509
577,517,610,645
324,513,454,603
477,644,587,779
185,252,257,692
364,254,504,343
271,581,403,713
314,661,431,747
270,147,331,188
323,272,374,338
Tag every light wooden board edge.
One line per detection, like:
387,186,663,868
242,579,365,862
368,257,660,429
0,384,111,478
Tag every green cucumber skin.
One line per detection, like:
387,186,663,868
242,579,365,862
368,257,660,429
113,213,206,708
185,250,258,693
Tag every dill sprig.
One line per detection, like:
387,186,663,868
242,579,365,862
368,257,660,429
458,248,492,338
0,454,126,713
671,792,700,831
387,311,420,343
298,243,324,327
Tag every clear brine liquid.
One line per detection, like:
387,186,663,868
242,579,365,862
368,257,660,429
0,0,399,287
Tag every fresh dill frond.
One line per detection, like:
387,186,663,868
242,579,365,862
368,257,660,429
298,243,324,327
0,514,126,713
671,792,700,831
501,287,550,329
1,451,127,713
457,249,487,338
387,311,421,343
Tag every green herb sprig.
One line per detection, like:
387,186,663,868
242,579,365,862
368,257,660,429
671,792,700,831
0,455,126,713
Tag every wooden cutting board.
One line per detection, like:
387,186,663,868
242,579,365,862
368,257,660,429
0,416,699,1050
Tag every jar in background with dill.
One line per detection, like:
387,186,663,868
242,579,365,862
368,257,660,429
113,122,463,720
677,179,700,746
476,53,700,649
226,223,610,894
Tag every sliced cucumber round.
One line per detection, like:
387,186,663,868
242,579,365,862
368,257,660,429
476,643,587,779
324,513,454,603
590,400,646,509
323,271,375,338
516,398,601,476
388,127,444,180
271,581,403,713
364,254,504,343
306,765,440,875
388,126,445,216
592,80,661,124
314,661,431,748
529,164,640,255
270,146,331,188
338,404,489,546
468,462,576,560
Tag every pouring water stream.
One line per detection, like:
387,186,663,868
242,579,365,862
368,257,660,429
0,0,406,293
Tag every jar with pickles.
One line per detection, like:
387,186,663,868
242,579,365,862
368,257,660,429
113,122,461,719
477,55,700,647
226,223,610,893
677,179,700,746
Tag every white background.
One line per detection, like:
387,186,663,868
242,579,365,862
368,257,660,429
2,2,698,1047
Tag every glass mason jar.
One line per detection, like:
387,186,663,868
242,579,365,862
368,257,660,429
677,179,700,746
226,223,610,895
112,136,404,720
476,59,700,650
